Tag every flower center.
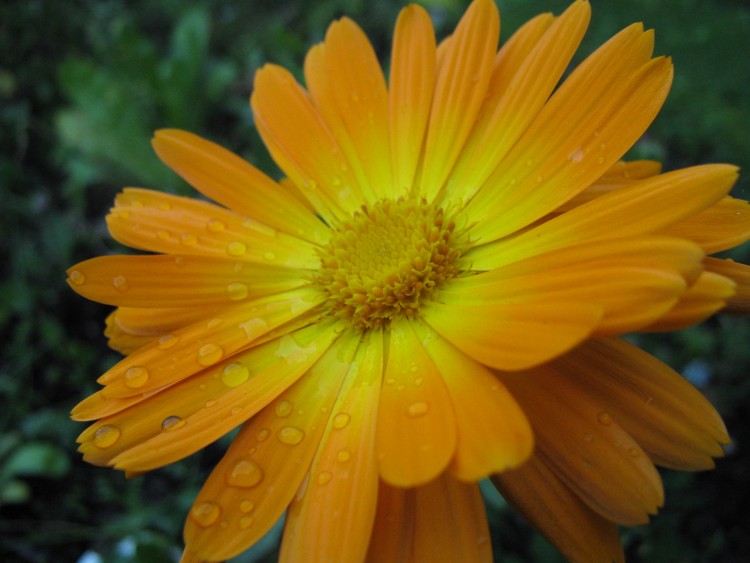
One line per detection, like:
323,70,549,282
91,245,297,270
315,198,466,329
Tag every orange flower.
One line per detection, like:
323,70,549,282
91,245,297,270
68,1,750,561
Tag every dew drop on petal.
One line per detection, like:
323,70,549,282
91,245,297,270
161,415,186,431
406,401,429,418
157,229,171,241
157,334,178,350
69,270,85,285
256,428,271,442
239,515,254,529
190,501,221,527
227,241,247,256
221,362,250,387
275,400,293,418
336,449,351,463
263,251,277,261
197,343,224,366
180,233,198,246
277,426,305,445
231,406,242,416
93,425,121,448
317,471,332,485
569,147,584,163
227,282,249,301
206,318,223,330
333,413,351,429
113,275,129,291
205,399,217,408
226,459,264,488
124,366,149,388
207,219,225,232
597,412,612,426
240,500,255,513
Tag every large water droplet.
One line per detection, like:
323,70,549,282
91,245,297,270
197,343,224,366
113,275,129,292
191,501,221,527
124,366,149,389
227,241,247,256
93,425,121,448
69,270,85,285
227,282,248,301
406,401,429,418
161,415,186,431
221,362,249,387
333,413,350,429
277,426,305,445
275,400,293,418
226,459,264,488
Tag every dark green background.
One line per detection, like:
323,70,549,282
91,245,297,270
2,0,749,561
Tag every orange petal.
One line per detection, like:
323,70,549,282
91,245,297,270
418,0,499,201
554,338,730,471
76,320,340,471
107,188,320,269
183,329,360,561
470,164,738,270
705,257,750,314
645,271,736,332
67,254,306,308
389,4,436,197
662,196,750,254
305,18,390,202
448,1,590,202
501,368,664,525
376,318,456,487
280,329,384,563
151,129,328,245
411,321,533,480
251,64,358,222
492,454,624,563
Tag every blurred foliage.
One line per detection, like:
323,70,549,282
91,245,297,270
1,0,749,561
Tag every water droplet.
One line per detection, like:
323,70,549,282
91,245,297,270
597,412,612,426
205,399,217,408
93,425,121,448
226,459,264,488
158,202,171,211
221,362,250,387
206,318,223,330
583,432,594,443
317,471,332,485
69,270,85,285
596,155,605,164
180,233,198,246
569,148,584,163
333,413,351,429
239,515,254,529
157,229,171,241
231,406,242,416
275,400,293,418
161,415,186,431
113,275,129,291
157,334,178,349
191,501,221,527
277,426,305,445
227,241,247,256
197,343,224,366
263,251,276,261
124,366,149,389
331,175,342,186
227,282,249,301
207,219,226,232
239,318,269,340
406,401,429,418
385,377,396,385
336,449,351,463
256,428,271,442
240,500,255,513
414,377,424,386
304,179,318,191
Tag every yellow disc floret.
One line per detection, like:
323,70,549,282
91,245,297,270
315,198,467,329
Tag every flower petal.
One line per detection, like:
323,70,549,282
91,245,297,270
447,1,590,203
470,164,738,270
67,254,306,308
305,18,390,202
411,321,533,480
554,338,730,471
389,4,436,197
183,329,360,561
376,318,456,487
492,454,624,563
705,257,750,314
151,129,328,245
76,320,340,471
418,0,499,201
501,367,664,525
280,329,384,563
662,196,750,254
106,188,320,269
